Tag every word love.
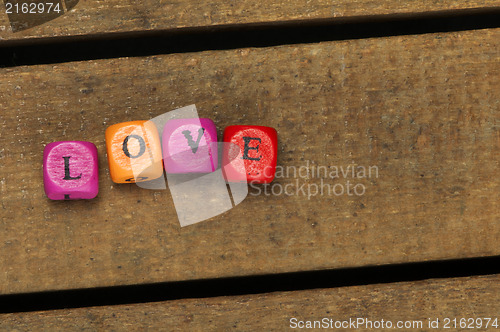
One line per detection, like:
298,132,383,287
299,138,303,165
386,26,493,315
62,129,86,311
43,119,278,200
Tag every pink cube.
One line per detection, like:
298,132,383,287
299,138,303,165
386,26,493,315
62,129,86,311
162,118,218,173
43,141,99,200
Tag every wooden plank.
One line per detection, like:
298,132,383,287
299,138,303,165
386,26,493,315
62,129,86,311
0,0,499,43
1,275,499,330
0,28,499,295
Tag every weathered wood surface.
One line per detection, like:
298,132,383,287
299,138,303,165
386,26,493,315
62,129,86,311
0,0,499,43
1,274,499,331
0,28,499,295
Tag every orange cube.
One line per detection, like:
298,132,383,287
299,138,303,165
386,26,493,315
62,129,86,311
105,121,163,183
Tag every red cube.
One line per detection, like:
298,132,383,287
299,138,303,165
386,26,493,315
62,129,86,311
223,125,278,184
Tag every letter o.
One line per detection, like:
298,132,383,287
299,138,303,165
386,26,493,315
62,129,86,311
123,135,146,159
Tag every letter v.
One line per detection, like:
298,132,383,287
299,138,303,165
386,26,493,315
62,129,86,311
182,128,206,153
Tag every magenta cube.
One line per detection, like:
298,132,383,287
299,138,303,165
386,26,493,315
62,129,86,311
43,141,99,200
162,118,218,173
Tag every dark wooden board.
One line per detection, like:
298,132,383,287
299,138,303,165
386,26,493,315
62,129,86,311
0,0,499,43
1,275,499,330
0,28,499,294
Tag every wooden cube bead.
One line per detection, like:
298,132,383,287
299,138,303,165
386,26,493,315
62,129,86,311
162,118,218,173
43,141,99,200
105,121,163,183
223,125,278,184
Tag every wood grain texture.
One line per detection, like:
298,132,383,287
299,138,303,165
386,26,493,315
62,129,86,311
0,28,499,295
0,0,499,43
1,274,500,331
